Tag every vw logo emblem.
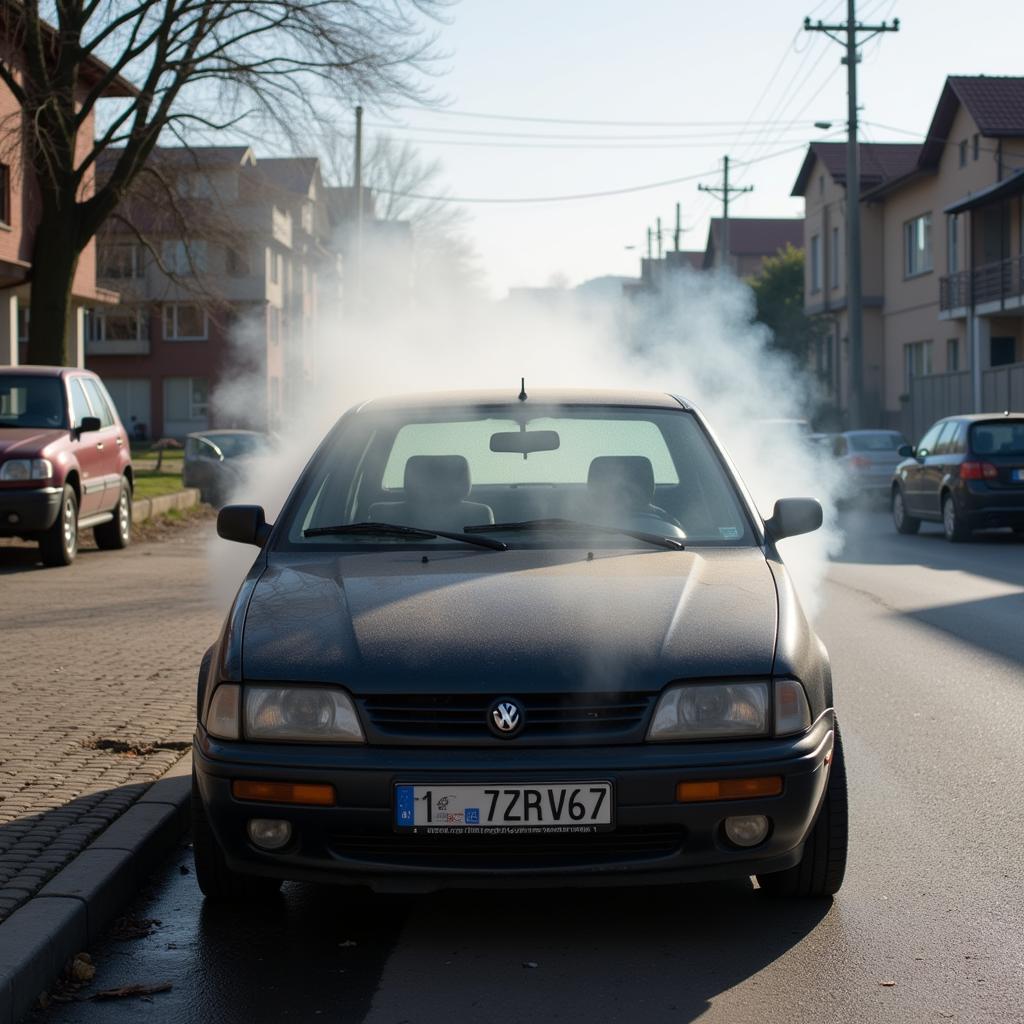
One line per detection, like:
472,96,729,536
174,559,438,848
488,699,524,738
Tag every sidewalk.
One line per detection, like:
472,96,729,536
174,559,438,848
0,520,221,926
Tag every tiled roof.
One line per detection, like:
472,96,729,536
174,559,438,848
791,143,920,196
257,157,320,195
919,76,1024,167
705,218,802,258
96,145,254,176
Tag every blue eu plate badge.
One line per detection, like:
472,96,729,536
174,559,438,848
396,785,415,827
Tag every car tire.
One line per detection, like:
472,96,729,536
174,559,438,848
192,771,282,902
942,493,970,543
892,487,920,535
39,484,78,567
94,478,132,550
757,722,848,899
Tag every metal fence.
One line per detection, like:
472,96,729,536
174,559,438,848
904,362,1023,441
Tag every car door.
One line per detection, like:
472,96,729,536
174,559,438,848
901,421,943,515
67,377,107,516
80,377,126,510
919,421,959,518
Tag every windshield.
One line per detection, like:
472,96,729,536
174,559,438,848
208,433,266,459
0,375,67,429
971,420,1024,456
282,405,754,549
849,432,906,452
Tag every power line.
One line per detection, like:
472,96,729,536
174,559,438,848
363,121,818,142
371,136,841,205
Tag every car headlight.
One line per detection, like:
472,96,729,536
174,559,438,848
647,682,769,741
0,458,53,481
243,685,364,743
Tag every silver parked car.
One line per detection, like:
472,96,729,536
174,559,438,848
183,429,268,507
832,430,909,500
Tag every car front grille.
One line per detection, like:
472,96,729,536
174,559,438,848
329,825,685,869
359,692,656,744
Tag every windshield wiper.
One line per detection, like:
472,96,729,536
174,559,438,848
303,521,508,551
465,518,684,551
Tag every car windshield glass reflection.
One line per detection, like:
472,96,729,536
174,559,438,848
286,406,752,548
0,376,66,429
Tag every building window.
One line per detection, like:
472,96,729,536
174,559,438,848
973,134,980,161
87,306,145,342
947,337,960,372
164,376,209,425
269,249,280,284
99,243,143,279
810,234,821,293
904,340,933,390
161,240,206,276
163,303,208,341
991,337,1017,367
947,214,959,274
226,245,250,276
830,226,840,289
176,174,213,200
959,140,968,167
903,214,933,277
0,163,10,225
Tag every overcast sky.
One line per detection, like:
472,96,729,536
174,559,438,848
363,0,1020,297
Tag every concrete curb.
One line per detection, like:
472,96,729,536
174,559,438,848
132,488,200,523
0,754,192,1024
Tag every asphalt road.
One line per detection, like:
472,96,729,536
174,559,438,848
35,511,1024,1024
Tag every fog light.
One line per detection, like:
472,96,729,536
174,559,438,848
6,513,18,525
724,814,770,848
247,818,292,851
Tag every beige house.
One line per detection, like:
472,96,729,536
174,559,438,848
793,76,1024,435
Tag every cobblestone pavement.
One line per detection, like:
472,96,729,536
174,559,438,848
0,522,224,922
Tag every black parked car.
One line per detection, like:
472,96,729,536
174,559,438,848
193,389,847,901
182,429,268,507
891,412,1024,541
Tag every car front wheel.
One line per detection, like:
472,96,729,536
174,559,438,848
95,478,132,550
39,484,78,566
192,771,282,902
757,722,848,899
942,493,970,542
892,487,920,535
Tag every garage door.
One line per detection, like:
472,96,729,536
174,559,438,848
102,378,152,440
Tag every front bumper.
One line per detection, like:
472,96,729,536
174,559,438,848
194,711,835,892
0,486,62,535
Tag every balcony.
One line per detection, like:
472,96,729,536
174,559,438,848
84,337,151,356
940,255,1024,315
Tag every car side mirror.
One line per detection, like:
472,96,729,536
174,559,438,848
897,444,914,458
764,498,822,542
77,416,101,435
217,504,272,547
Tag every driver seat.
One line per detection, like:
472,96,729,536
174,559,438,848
368,455,494,532
586,456,676,524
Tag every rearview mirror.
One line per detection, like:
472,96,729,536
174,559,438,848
489,430,560,455
764,498,822,542
897,444,914,458
217,504,272,547
77,416,101,434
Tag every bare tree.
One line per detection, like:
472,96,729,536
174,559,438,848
0,1,446,364
324,131,480,295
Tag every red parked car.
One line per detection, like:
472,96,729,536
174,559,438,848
0,366,133,566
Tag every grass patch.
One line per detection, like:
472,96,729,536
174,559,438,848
133,470,185,500
130,445,184,463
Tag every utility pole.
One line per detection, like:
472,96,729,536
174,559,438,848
698,155,752,273
647,226,653,260
656,217,663,259
353,104,364,309
805,3,899,427
674,202,682,252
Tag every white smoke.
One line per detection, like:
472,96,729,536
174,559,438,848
209,265,844,616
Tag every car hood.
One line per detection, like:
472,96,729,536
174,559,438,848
0,428,66,457
240,546,778,693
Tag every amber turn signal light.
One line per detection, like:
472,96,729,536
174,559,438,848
676,776,783,803
232,780,335,806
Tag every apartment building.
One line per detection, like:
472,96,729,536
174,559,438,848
794,76,1024,433
0,29,134,366
85,147,340,439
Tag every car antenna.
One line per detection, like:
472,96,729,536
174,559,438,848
518,377,527,402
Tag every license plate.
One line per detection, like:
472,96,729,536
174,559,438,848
1012,469,1024,482
394,782,614,833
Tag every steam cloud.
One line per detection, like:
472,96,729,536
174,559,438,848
209,266,844,617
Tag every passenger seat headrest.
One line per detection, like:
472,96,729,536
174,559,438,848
404,455,472,503
587,456,656,503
